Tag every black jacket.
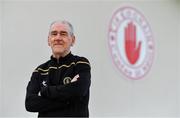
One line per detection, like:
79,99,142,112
25,52,91,117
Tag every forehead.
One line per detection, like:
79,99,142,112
50,23,69,32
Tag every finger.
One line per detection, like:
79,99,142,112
127,22,130,41
133,23,136,47
131,22,135,48
129,22,132,42
137,41,142,52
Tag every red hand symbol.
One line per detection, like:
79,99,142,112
125,22,141,65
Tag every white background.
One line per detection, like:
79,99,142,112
0,0,180,117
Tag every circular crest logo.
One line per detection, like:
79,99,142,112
63,77,72,85
108,6,155,80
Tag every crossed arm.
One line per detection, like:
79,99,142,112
25,62,91,112
25,72,68,112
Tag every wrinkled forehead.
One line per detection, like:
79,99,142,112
49,23,69,32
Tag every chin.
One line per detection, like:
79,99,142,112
53,49,63,54
54,51,64,55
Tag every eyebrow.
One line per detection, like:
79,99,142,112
51,30,67,32
50,30,68,34
60,31,68,34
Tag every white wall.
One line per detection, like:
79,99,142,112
0,0,2,115
178,0,180,116
1,0,180,117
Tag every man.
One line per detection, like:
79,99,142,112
25,20,91,117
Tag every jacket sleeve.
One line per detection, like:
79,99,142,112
25,70,68,112
43,58,91,100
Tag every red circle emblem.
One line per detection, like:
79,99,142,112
108,6,155,80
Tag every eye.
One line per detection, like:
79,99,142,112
50,31,58,36
60,32,68,37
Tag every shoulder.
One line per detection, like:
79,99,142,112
73,55,90,67
71,55,91,71
33,60,52,73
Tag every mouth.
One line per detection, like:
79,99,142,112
54,43,63,46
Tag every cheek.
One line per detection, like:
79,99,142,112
48,39,54,46
66,42,73,48
66,38,73,46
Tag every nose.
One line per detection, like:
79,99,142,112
55,33,62,40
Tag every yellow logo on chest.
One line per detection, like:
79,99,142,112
63,77,72,85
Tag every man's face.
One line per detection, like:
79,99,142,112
48,23,75,57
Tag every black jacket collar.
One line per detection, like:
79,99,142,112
50,52,73,64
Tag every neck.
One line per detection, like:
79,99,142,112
53,51,70,59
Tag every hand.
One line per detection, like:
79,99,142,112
71,74,79,83
125,22,141,65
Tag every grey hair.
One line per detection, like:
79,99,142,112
49,20,74,36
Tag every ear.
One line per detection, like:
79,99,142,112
71,35,76,46
48,36,51,46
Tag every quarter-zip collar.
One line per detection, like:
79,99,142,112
50,52,73,64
